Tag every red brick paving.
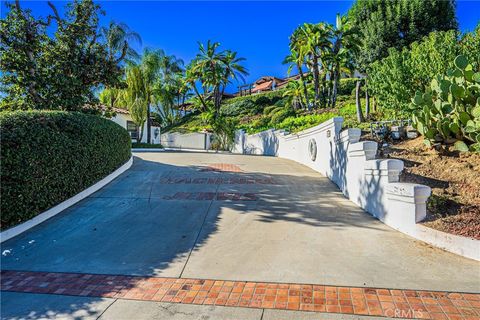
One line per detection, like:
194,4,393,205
2,270,479,319
159,177,276,185
163,192,258,201
201,163,244,172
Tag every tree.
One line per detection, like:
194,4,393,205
283,49,310,108
348,0,458,72
367,28,479,113
185,41,248,117
100,21,141,64
328,14,361,108
289,23,332,108
118,65,148,141
283,80,308,110
99,21,142,111
137,48,165,143
0,0,127,111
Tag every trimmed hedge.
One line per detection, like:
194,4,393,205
0,111,131,230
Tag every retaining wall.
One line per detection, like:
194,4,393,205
232,117,479,261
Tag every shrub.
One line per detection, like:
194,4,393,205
277,113,336,132
0,111,131,229
269,107,294,125
338,78,360,96
411,55,480,152
209,115,238,151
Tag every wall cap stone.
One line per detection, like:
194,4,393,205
338,128,361,144
283,117,343,141
348,141,378,160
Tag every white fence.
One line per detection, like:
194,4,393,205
160,132,211,150
232,117,479,261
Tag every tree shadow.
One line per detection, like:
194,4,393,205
0,152,414,318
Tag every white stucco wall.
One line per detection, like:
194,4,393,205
160,132,211,150
232,117,479,261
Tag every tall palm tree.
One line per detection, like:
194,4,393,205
329,14,361,108
100,21,142,111
100,21,142,63
283,49,310,108
186,41,248,117
294,23,332,107
217,50,248,112
138,48,165,143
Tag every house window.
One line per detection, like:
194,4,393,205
126,121,138,140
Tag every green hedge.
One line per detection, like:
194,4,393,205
0,111,131,229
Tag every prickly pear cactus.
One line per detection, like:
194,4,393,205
411,55,480,152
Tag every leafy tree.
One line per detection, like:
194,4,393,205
348,0,458,72
151,51,185,126
118,65,148,141
0,0,128,111
289,23,332,107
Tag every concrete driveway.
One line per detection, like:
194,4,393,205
1,152,479,293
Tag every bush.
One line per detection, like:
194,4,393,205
0,111,131,229
338,78,360,96
368,28,480,112
277,113,336,132
269,107,294,125
411,55,480,152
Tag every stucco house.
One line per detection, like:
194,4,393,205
109,107,161,144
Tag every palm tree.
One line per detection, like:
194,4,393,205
294,23,332,107
99,21,142,111
283,79,307,109
217,50,248,113
186,41,248,117
283,50,310,108
100,21,142,63
329,14,361,108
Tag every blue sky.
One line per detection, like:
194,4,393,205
2,1,479,93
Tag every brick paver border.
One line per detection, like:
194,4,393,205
1,270,479,319
200,163,244,173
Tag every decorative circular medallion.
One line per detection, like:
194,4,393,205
308,138,317,161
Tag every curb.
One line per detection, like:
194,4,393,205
413,225,479,261
132,148,166,152
0,156,133,243
133,148,231,154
